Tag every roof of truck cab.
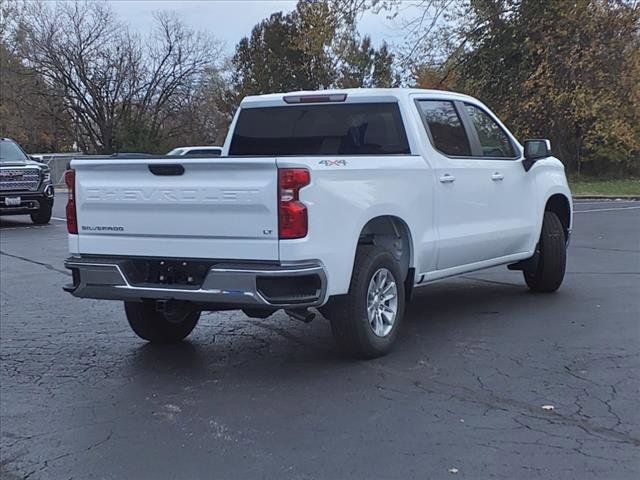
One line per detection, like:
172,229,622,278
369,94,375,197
240,88,477,106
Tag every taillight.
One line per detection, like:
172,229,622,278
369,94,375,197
64,169,77,234
278,168,310,239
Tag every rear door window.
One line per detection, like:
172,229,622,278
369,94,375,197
417,100,471,156
229,103,410,156
464,104,516,158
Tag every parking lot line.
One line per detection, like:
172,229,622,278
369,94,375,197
574,206,640,213
574,200,637,205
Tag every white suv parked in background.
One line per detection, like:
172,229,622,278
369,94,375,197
167,145,222,157
63,89,572,358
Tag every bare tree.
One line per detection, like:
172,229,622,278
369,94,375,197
0,41,73,152
15,1,222,154
131,12,222,145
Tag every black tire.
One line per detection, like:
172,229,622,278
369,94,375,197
325,245,405,359
30,203,52,224
524,211,567,293
124,301,200,343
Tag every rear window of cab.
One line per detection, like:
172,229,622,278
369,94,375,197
229,103,410,156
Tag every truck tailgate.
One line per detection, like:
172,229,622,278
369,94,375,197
72,157,279,260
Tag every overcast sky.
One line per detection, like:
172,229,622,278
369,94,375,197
108,0,411,54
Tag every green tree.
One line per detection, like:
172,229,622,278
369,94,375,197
406,0,640,175
372,43,397,87
231,8,335,100
337,36,396,87
231,0,398,107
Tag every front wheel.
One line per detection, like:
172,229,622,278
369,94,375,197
325,245,405,359
124,301,200,343
30,203,52,224
524,211,567,293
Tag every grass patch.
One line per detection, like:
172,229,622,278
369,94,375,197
569,177,640,196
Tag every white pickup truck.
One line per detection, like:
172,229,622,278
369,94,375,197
63,88,572,358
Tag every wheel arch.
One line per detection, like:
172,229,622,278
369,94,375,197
544,194,572,241
356,215,415,300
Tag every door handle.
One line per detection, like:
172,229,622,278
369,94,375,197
439,174,456,183
491,172,504,181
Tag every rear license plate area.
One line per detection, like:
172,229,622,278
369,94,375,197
122,259,212,288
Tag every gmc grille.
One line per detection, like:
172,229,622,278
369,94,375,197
0,168,41,192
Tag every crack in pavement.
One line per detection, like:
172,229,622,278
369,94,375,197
246,318,328,351
460,276,522,287
22,430,113,479
0,250,70,276
364,361,640,448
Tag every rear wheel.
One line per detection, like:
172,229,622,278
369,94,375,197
325,245,405,358
30,203,52,224
524,211,567,292
124,301,200,343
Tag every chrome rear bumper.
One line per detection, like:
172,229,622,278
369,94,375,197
64,256,327,308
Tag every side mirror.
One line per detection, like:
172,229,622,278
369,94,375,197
523,139,551,171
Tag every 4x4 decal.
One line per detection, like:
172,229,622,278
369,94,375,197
318,159,347,167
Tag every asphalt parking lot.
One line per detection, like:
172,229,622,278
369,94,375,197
1,193,639,479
